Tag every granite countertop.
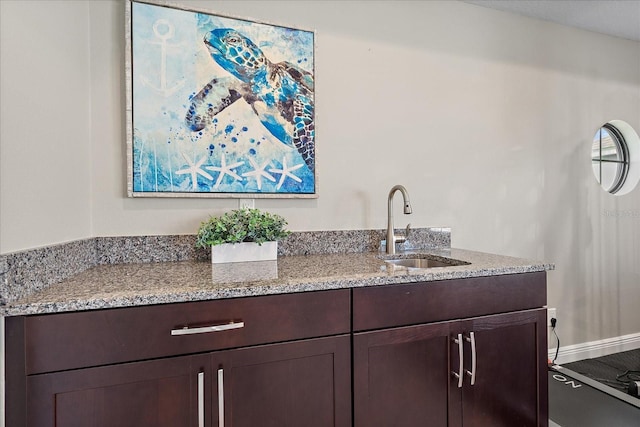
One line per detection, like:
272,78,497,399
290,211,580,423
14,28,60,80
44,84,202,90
3,248,554,316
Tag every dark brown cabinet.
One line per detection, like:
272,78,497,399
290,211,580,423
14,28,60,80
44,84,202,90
6,290,352,427
6,272,548,427
26,354,209,427
23,336,350,427
354,321,451,426
212,336,351,427
352,272,548,427
454,310,547,427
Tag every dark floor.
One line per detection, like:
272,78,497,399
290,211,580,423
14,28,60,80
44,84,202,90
562,349,640,394
549,367,640,427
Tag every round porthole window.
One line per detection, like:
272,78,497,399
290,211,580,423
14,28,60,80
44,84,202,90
591,120,640,195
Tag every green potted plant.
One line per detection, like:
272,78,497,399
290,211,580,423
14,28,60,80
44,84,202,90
196,208,290,263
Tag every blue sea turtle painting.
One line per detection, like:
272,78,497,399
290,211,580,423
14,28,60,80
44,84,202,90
185,28,315,172
130,1,315,195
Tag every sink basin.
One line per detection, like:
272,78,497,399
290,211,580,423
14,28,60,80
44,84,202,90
384,257,470,269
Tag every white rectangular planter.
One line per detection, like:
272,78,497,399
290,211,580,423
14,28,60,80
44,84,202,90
210,241,278,264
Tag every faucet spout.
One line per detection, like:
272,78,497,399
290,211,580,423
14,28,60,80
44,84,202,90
386,185,413,254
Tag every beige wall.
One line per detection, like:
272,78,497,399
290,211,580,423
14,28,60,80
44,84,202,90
1,0,639,347
1,0,93,251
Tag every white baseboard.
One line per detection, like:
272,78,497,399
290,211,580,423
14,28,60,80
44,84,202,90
548,331,640,365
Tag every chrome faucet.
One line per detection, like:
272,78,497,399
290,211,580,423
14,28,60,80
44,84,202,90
386,185,412,254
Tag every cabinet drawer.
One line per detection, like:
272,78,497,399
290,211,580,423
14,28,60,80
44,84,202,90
353,272,546,331
23,289,350,374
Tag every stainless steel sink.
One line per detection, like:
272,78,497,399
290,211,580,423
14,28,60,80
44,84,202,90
384,257,470,269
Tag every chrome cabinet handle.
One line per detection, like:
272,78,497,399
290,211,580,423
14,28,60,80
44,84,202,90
198,372,204,427
452,333,464,388
171,321,244,336
218,368,224,427
465,332,477,386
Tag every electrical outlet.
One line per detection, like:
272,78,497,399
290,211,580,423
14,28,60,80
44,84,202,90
238,199,255,209
547,307,557,327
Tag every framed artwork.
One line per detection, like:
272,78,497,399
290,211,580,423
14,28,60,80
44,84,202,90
125,0,316,198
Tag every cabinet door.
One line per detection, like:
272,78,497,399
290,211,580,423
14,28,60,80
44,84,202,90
212,335,351,427
457,309,548,427
353,322,452,427
27,354,210,427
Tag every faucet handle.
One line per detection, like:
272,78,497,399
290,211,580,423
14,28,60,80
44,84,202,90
405,223,411,239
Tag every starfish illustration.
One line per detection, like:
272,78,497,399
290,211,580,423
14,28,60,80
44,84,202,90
175,153,213,189
242,158,276,190
269,157,303,190
205,153,245,188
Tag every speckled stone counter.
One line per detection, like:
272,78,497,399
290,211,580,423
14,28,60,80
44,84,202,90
0,228,451,305
3,248,554,316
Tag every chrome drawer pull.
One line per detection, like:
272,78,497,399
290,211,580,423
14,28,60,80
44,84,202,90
171,321,244,336
451,333,464,388
198,372,205,427
218,368,225,427
465,332,477,386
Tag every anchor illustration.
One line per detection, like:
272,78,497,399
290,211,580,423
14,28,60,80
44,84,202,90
140,19,186,97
